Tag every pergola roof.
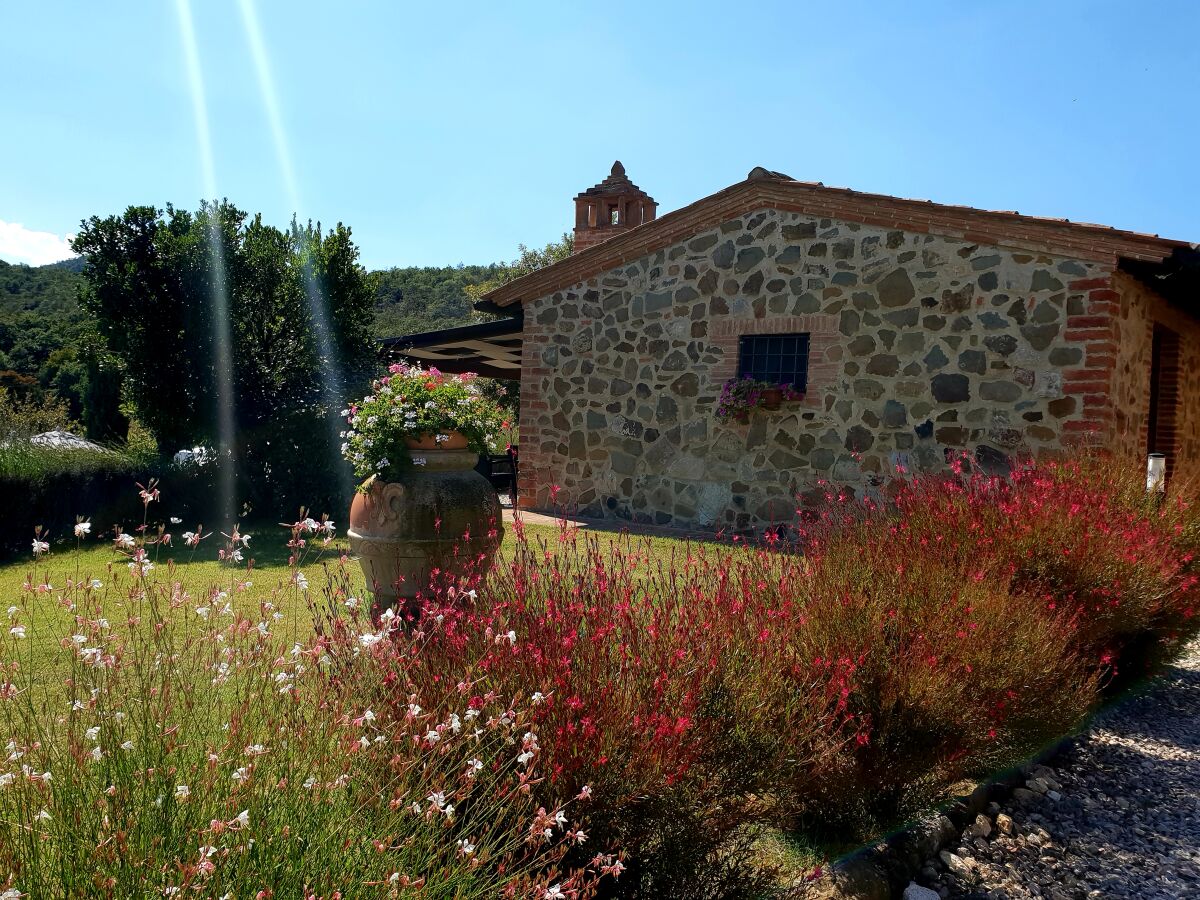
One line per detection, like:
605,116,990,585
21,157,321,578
379,317,523,381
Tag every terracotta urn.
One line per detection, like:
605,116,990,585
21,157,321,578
347,432,503,613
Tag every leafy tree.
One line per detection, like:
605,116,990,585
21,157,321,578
0,387,74,439
73,202,376,511
464,233,573,312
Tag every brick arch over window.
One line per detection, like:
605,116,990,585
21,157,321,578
708,314,839,408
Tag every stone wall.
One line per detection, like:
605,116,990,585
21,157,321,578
1111,271,1200,485
517,207,1138,529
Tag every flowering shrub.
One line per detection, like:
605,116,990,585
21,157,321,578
394,454,1200,868
4,456,1199,895
714,376,803,423
341,363,506,486
0,489,616,898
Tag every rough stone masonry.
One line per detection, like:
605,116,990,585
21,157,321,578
515,204,1198,531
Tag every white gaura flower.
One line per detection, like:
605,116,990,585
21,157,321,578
32,539,49,555
84,726,100,742
457,839,475,856
293,572,308,591
359,632,383,648
90,747,102,762
466,758,484,777
35,808,51,822
120,740,135,751
89,579,103,590
303,776,318,790
244,744,266,757
505,630,517,645
170,517,183,524
115,532,135,550
545,884,566,900
232,809,250,828
531,691,545,704
517,749,534,766
74,521,91,538
174,784,190,801
84,646,108,671
232,767,249,783
9,626,25,639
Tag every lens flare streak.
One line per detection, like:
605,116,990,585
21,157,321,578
174,0,238,524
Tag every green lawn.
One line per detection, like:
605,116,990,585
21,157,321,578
1,517,825,884
2,518,697,675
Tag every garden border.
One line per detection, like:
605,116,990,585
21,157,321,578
802,733,1083,899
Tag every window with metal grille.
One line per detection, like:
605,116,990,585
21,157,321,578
737,333,810,391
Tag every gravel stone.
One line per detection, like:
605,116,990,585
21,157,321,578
922,639,1200,898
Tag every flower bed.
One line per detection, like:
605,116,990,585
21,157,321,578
1,455,1197,896
341,363,506,486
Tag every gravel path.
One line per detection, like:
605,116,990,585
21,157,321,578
912,640,1200,900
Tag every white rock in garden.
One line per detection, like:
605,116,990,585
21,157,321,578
903,883,940,900
30,430,110,452
173,445,216,467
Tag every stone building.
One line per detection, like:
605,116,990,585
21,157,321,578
392,163,1200,531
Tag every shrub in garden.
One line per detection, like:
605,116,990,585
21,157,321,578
0,442,148,558
0,505,617,898
391,455,1200,878
3,454,1199,897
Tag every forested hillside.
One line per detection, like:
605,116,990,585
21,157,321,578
371,264,500,337
0,257,500,420
0,258,91,418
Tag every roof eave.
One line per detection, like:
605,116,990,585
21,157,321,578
484,173,1192,308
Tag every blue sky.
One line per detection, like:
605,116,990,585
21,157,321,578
1,1,1197,269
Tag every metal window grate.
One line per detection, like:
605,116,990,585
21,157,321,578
737,333,810,390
